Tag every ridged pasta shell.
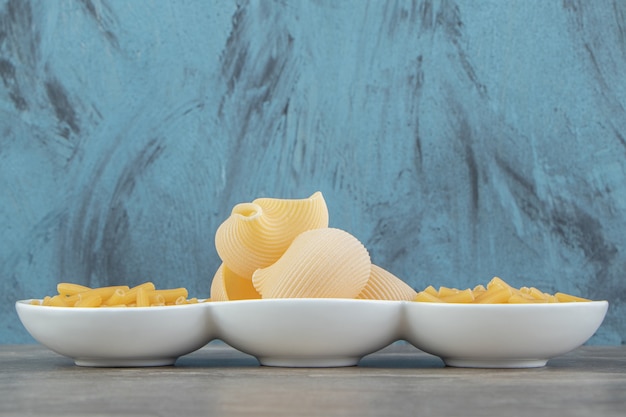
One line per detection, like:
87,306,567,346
356,264,418,301
252,228,371,298
215,192,329,277
210,265,228,301
210,263,261,301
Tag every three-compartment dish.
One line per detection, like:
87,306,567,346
16,297,608,368
15,192,610,368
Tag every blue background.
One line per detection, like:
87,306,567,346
1,0,625,344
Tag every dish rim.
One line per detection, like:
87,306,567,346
404,299,608,309
17,298,608,308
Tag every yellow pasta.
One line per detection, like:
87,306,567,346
215,191,329,278
210,191,430,301
32,282,204,307
440,288,475,303
126,282,156,296
149,293,166,306
57,283,91,296
153,288,188,303
422,285,439,296
209,266,229,302
252,227,371,298
210,263,261,301
555,292,591,303
77,286,129,303
104,288,132,306
486,276,510,291
474,286,514,304
472,284,486,294
44,295,70,307
357,264,418,301
414,277,592,304
136,287,150,307
437,286,460,298
414,291,444,303
508,293,544,304
74,294,102,308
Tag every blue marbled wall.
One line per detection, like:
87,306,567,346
1,0,625,344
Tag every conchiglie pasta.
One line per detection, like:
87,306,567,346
210,263,261,301
209,266,228,302
215,192,329,278
252,228,371,299
357,264,417,301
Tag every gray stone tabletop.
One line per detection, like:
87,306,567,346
1,342,625,417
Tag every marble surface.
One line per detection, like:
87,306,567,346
1,1,625,343
1,343,626,417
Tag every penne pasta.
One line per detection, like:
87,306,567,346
414,291,443,303
78,286,129,302
57,283,91,296
126,282,156,296
33,282,205,308
46,295,69,307
149,293,166,305
103,289,130,306
136,287,151,307
474,287,514,304
153,288,188,303
423,285,439,297
555,292,591,303
414,277,592,304
74,294,102,308
440,288,475,303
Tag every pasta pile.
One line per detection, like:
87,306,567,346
211,191,416,301
414,277,591,304
31,282,200,307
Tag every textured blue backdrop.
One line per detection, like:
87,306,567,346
1,0,625,344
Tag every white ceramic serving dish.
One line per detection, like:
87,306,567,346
210,298,403,367
15,300,214,367
403,300,609,368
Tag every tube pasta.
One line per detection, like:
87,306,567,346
104,288,133,306
414,291,443,303
555,292,591,303
74,294,102,308
48,295,69,307
57,283,91,296
474,287,513,304
34,282,204,307
152,288,188,303
78,286,130,302
414,277,592,304
440,288,475,303
126,282,156,296
136,287,150,307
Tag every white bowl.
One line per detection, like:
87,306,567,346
403,300,609,368
210,298,403,367
15,300,214,367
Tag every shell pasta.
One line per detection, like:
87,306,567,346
215,191,329,278
210,191,418,301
